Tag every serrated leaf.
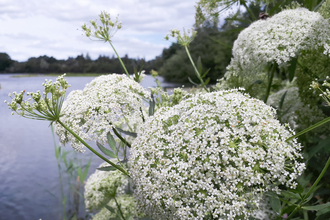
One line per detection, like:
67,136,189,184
97,166,117,171
96,141,116,158
288,57,298,82
269,195,281,213
107,132,117,154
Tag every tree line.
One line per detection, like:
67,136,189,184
0,17,247,84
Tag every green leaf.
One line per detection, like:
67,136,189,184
55,145,60,160
112,127,131,148
97,166,117,171
316,206,330,217
202,68,211,78
289,182,304,194
148,94,155,117
197,56,202,75
301,192,314,205
62,196,67,206
269,195,281,214
286,116,330,141
188,77,199,86
115,127,137,138
203,77,210,86
97,141,116,158
288,57,298,82
302,202,330,211
79,157,92,184
107,132,117,154
269,0,284,15
279,90,288,110
280,190,301,199
307,136,330,160
105,204,116,213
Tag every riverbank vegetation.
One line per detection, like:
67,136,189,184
5,0,330,219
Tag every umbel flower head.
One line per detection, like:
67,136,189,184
129,89,305,220
5,74,70,122
165,27,197,47
55,74,150,152
81,11,122,42
84,161,129,211
226,8,330,77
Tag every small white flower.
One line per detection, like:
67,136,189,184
129,89,305,220
55,74,150,152
227,8,330,77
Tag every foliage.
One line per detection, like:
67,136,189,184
159,24,236,84
130,90,305,219
0,52,14,72
6,6,330,220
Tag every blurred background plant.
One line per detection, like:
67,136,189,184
51,125,93,220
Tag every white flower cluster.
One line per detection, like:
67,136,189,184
84,161,129,211
55,74,150,152
92,195,139,220
227,8,330,77
129,90,305,220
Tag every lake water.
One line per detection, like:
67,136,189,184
0,74,180,220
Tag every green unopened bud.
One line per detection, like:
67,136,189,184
165,27,197,47
82,11,122,42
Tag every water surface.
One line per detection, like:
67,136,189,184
0,74,179,220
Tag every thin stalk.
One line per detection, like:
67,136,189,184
56,120,129,176
51,125,67,220
109,41,130,78
286,155,330,220
264,64,275,103
286,115,330,141
241,1,257,21
184,46,209,92
114,197,125,220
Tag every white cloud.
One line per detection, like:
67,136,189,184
0,0,197,62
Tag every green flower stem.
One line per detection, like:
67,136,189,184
51,125,67,220
264,64,275,103
109,41,130,78
56,120,129,176
286,155,330,220
286,115,330,142
114,197,125,220
184,46,209,92
242,1,257,21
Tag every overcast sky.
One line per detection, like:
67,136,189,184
0,0,197,62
